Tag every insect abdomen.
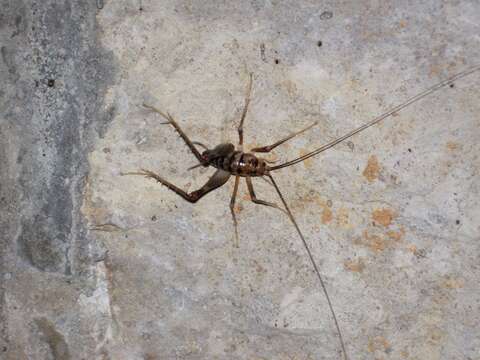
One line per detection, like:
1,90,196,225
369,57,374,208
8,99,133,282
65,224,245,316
213,151,267,177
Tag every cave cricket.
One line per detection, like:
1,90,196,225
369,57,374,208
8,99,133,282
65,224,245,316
124,65,480,360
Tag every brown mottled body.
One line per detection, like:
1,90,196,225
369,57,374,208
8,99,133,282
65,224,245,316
205,146,268,177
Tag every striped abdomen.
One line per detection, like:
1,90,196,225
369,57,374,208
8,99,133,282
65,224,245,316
211,151,267,177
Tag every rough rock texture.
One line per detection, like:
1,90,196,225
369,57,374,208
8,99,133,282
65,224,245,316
1,1,480,359
1,0,114,358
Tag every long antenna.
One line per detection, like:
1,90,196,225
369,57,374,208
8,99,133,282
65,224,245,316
267,174,348,360
270,65,480,171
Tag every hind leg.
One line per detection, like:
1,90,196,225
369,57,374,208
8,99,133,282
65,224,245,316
124,169,230,203
246,177,286,214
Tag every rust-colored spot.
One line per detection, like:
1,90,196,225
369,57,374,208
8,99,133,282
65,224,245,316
364,230,386,252
363,155,380,182
407,244,417,253
367,336,391,353
321,207,333,224
443,276,465,289
234,203,243,214
399,19,407,28
344,258,365,273
372,208,395,227
446,141,460,151
291,191,322,211
369,236,386,252
387,227,405,242
336,208,350,227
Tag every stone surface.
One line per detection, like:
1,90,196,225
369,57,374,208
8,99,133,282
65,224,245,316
1,1,480,359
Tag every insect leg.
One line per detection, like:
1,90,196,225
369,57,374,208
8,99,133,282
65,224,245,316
267,174,348,360
237,72,253,149
250,121,318,153
123,169,230,203
143,103,206,164
229,176,240,247
192,141,209,150
245,177,286,214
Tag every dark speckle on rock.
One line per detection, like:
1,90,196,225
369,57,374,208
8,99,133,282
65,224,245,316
320,11,333,20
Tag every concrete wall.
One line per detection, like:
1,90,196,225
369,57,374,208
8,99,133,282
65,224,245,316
1,0,479,359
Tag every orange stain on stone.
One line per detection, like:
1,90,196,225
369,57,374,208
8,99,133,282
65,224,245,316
344,258,365,273
446,141,461,151
336,208,350,227
292,191,336,225
321,206,333,224
363,155,380,182
443,276,465,289
363,230,387,252
234,203,243,214
387,227,405,242
407,243,417,253
367,336,392,353
372,208,395,227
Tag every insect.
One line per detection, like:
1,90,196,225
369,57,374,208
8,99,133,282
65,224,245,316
124,65,480,360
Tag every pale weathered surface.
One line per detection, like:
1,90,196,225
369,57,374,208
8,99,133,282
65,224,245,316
1,0,480,359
